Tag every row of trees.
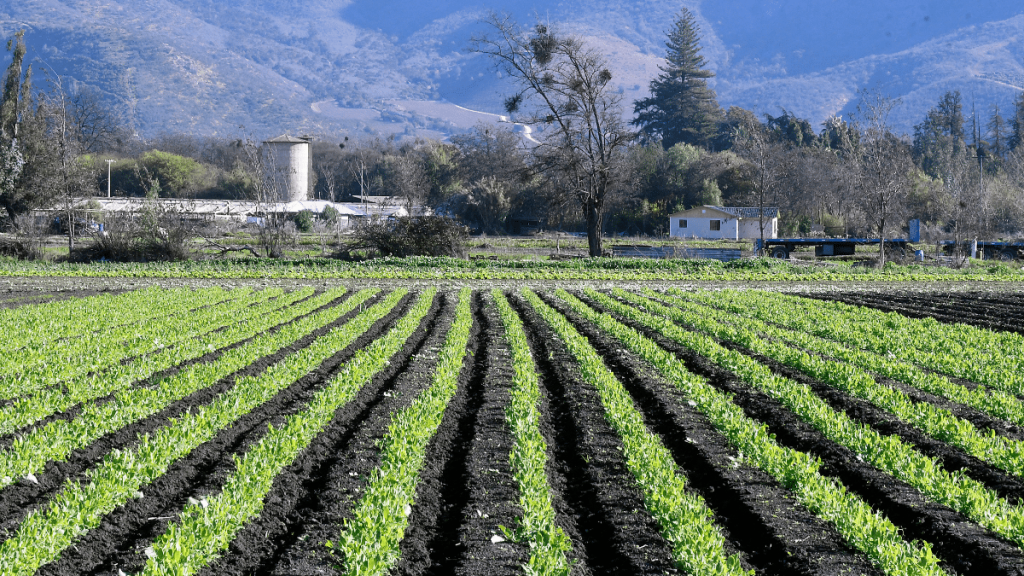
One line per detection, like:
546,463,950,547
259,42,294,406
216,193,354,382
4,16,1024,261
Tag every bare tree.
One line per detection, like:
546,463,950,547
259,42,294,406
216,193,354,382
37,75,94,254
472,14,632,256
852,92,914,266
733,115,789,253
69,86,126,154
234,134,294,257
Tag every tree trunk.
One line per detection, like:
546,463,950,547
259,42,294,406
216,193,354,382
586,199,603,257
67,208,75,253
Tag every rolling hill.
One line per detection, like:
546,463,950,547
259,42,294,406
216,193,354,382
1,0,1022,141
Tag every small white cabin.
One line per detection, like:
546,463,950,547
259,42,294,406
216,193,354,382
669,206,779,240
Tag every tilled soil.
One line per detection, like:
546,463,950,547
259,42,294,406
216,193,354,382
5,284,1024,576
32,290,415,576
0,288,360,541
807,290,1024,334
550,291,883,576
579,289,1024,576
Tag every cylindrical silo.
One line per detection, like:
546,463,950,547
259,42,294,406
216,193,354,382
261,135,312,202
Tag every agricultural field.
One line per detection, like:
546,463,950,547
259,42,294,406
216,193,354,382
0,283,1023,575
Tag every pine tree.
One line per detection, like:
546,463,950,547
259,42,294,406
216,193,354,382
987,104,1006,159
913,90,966,178
1010,92,1024,152
633,9,720,149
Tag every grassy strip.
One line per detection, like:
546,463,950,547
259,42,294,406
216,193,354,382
491,291,573,576
0,287,347,489
0,287,274,401
745,291,1024,396
0,287,311,437
0,289,406,576
136,288,437,575
587,288,1024,550
338,288,473,576
524,289,751,576
2,256,1023,281
558,289,946,576
628,289,1024,478
0,287,244,385
672,289,1024,429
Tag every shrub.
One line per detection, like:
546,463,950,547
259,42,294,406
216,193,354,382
293,210,315,233
353,216,468,258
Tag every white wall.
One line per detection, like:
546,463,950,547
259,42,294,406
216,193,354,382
738,218,777,239
670,216,739,240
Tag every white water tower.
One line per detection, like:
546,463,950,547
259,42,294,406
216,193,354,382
261,135,312,202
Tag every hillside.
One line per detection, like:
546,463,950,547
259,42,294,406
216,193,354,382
1,0,1022,140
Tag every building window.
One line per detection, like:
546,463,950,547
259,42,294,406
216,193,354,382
710,220,721,231
678,219,687,228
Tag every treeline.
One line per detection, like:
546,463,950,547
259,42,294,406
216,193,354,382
4,19,1024,256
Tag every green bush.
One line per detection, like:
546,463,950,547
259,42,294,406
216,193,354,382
294,210,315,233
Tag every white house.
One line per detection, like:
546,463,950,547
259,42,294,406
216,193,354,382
669,206,779,240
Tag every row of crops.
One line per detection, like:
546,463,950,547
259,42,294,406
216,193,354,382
0,285,1021,575
3,255,1024,281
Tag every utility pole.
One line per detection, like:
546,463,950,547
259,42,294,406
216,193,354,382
106,159,115,197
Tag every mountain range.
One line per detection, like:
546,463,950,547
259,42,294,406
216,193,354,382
1,0,1022,142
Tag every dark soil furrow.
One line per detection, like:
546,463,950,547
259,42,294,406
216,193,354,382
442,293,531,576
721,341,1024,504
581,290,1024,576
790,343,1024,444
224,291,458,576
559,290,880,576
640,291,1024,500
808,292,1024,335
0,289,379,542
34,291,416,576
672,293,1024,443
837,291,1024,321
509,291,679,576
394,292,526,576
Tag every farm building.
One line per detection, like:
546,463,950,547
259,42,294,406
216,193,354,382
48,198,368,227
669,206,779,240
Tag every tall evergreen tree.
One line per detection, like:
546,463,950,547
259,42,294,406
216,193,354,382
913,90,965,178
987,104,1006,159
0,30,48,227
633,9,720,149
1,30,29,140
1010,92,1024,152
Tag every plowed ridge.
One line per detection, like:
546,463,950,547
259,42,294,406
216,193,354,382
0,286,1021,576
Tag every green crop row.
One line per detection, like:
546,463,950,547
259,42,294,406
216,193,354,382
136,288,438,576
628,289,1024,478
0,287,275,401
0,287,314,438
524,289,751,576
669,289,1024,431
0,289,407,576
0,286,244,385
491,291,573,576
0,287,353,488
746,291,1024,396
338,288,473,576
559,289,945,576
2,256,1023,281
0,287,182,350
586,288,1024,549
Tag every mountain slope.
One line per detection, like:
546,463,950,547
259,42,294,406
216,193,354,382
1,0,1021,140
